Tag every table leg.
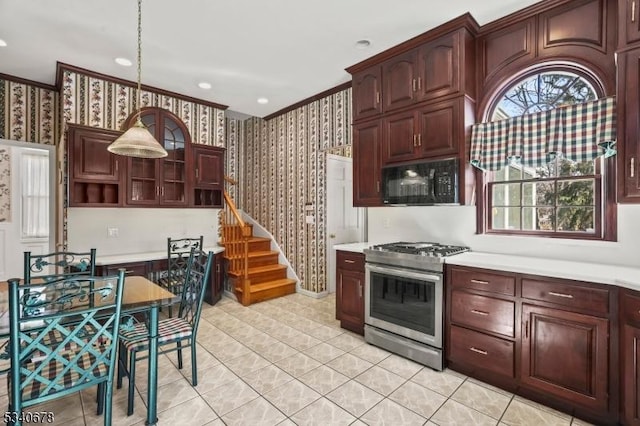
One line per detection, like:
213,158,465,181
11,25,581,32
145,304,159,425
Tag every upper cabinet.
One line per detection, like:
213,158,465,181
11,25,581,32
192,145,225,208
67,124,124,206
620,0,640,47
352,67,382,121
617,48,640,202
346,15,478,206
68,108,225,208
127,109,189,207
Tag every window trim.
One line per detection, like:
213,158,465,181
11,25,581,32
475,64,617,242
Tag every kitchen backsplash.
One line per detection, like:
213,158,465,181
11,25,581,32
66,208,220,256
368,204,640,268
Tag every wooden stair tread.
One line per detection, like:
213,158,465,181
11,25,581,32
228,264,286,276
222,236,270,244
225,250,278,259
236,278,296,294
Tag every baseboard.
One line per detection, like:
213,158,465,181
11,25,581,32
297,286,329,299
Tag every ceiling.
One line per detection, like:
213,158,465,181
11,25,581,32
0,0,542,118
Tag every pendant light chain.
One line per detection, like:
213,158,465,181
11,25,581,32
136,0,143,122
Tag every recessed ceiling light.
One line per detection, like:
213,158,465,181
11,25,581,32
198,82,212,89
355,39,371,49
115,57,132,67
257,97,269,104
0,39,7,47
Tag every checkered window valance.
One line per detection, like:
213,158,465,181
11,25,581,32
469,96,617,171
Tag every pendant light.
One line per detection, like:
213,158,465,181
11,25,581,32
108,0,167,158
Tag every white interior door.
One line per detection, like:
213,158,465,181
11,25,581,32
0,141,54,281
326,154,366,294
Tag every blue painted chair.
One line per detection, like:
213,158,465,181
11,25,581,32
156,237,203,317
24,249,97,283
117,248,212,416
5,270,126,426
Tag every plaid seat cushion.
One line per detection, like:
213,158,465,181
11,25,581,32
23,324,110,360
8,346,109,400
157,275,185,293
120,317,193,352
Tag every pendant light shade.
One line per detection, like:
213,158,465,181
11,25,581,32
107,118,168,158
108,0,167,159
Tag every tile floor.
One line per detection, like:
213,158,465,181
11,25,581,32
2,293,596,425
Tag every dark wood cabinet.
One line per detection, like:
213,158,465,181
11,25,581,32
336,250,365,335
521,303,610,411
416,30,468,101
446,264,618,424
126,109,189,207
622,289,640,425
192,145,225,208
620,0,640,47
382,51,419,112
204,253,224,305
382,97,467,165
352,67,382,121
617,48,640,202
352,120,382,206
446,266,517,381
67,124,124,206
97,260,150,278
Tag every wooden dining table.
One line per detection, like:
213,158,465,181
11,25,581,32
0,275,178,426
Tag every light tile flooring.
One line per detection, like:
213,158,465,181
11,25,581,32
2,293,596,425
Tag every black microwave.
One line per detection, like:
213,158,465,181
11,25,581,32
382,158,459,205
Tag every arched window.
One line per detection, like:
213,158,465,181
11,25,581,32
477,68,616,240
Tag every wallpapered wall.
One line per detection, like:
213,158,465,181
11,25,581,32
0,147,9,222
225,88,352,293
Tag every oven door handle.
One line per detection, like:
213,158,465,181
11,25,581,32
365,263,442,283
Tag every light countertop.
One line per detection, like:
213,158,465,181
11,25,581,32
95,246,225,265
332,242,371,254
445,252,640,292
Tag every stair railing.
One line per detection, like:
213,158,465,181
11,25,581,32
219,176,252,305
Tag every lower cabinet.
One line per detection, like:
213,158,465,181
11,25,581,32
446,265,618,425
97,253,224,306
622,290,640,425
336,250,365,335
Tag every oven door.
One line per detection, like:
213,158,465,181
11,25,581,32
365,263,442,348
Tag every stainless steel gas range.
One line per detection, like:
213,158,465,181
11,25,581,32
363,242,469,371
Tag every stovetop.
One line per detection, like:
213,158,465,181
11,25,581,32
364,241,470,272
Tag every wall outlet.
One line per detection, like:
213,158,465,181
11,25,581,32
107,227,119,237
305,215,315,224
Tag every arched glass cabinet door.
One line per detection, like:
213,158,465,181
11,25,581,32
125,108,191,206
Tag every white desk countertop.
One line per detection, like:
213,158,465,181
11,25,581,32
95,246,225,265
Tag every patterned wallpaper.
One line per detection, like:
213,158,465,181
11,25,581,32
0,147,9,222
60,70,225,146
0,79,59,144
225,88,352,293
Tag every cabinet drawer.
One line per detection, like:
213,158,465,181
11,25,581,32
100,261,149,277
522,278,609,315
450,267,515,296
449,325,515,378
337,251,365,272
451,290,515,337
622,290,640,324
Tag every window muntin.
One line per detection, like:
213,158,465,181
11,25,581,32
486,70,604,238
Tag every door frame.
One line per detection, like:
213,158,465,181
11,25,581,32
0,138,57,253
326,153,367,294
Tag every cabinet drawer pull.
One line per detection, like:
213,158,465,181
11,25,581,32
633,1,637,22
115,160,119,172
632,157,636,178
344,259,356,264
470,309,489,316
196,169,199,178
376,181,380,193
412,78,417,92
469,347,488,355
359,281,363,298
417,134,421,147
548,291,573,299
376,92,380,104
417,77,422,91
470,279,489,285
413,134,418,147
124,270,135,274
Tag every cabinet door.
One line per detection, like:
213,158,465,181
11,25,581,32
159,117,188,207
193,145,224,188
204,254,223,305
382,109,416,164
353,120,382,206
621,0,640,46
416,32,460,101
623,323,640,425
127,157,160,205
338,268,364,335
352,67,382,121
416,98,461,158
382,50,419,112
618,48,640,202
521,304,609,411
67,124,123,206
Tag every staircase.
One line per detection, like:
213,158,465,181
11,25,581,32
219,178,296,306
